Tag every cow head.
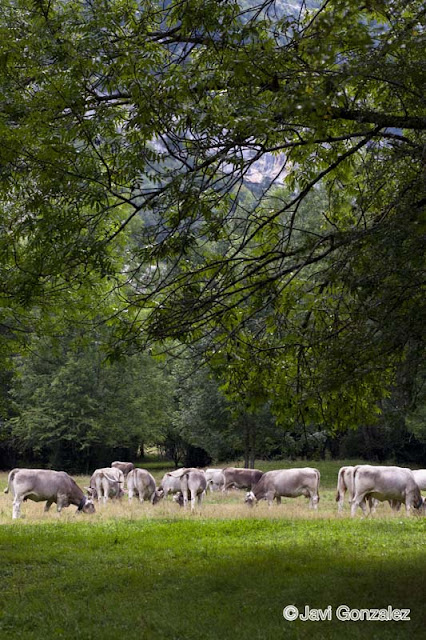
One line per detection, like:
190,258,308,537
415,496,426,514
152,489,163,505
110,483,125,500
244,491,257,507
77,497,96,514
173,492,184,507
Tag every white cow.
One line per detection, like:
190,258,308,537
87,467,125,503
127,468,161,504
205,468,225,492
336,466,356,512
245,468,320,509
412,469,426,491
168,468,207,511
351,465,424,517
336,465,382,514
159,469,185,499
5,468,95,519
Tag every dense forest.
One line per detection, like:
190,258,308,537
0,0,424,471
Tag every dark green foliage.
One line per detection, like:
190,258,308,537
0,0,424,439
8,334,174,472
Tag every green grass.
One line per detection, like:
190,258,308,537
1,518,425,639
1,460,425,639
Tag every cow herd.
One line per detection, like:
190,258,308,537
3,461,426,520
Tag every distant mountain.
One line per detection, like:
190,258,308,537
244,152,287,185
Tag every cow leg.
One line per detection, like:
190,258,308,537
276,496,282,505
265,491,274,507
367,497,377,515
95,479,103,503
182,488,189,508
351,496,368,517
12,497,22,519
337,489,346,512
44,500,53,512
360,499,370,517
310,493,319,509
56,495,67,514
128,487,134,502
389,499,402,512
101,479,108,503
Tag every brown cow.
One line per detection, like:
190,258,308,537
111,461,135,477
222,467,263,491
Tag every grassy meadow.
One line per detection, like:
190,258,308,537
1,460,425,639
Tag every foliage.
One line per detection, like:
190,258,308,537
8,334,174,471
0,0,424,430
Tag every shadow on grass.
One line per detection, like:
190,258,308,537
0,519,425,639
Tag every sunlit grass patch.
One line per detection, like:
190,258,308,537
1,517,426,639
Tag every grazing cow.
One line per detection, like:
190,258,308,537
351,465,424,517
222,467,263,491
245,468,320,509
159,469,185,499
87,467,125,503
168,468,207,511
127,468,161,504
205,468,225,492
336,466,382,514
111,461,135,477
412,469,426,491
4,468,95,519
335,466,356,512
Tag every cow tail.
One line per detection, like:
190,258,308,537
315,469,321,498
4,468,18,494
349,466,358,503
335,467,346,502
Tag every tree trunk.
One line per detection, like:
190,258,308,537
244,422,250,468
249,423,256,468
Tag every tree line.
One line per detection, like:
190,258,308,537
1,324,425,472
0,1,424,465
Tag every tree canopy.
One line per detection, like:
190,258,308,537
0,0,424,427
